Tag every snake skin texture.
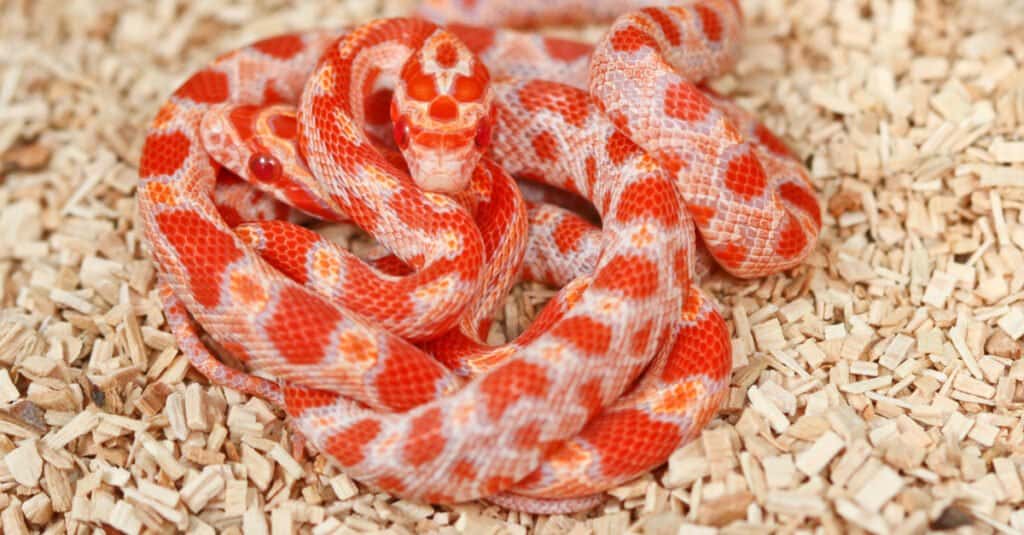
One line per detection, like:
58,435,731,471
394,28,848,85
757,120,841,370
138,0,820,513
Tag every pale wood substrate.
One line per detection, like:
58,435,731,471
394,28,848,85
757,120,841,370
1,0,1023,533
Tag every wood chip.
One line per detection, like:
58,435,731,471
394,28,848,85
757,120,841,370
853,466,904,512
748,385,790,434
795,431,845,477
180,466,225,513
107,501,143,535
3,440,42,487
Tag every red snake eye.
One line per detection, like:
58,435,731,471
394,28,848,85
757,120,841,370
248,152,281,183
474,118,491,149
394,116,411,149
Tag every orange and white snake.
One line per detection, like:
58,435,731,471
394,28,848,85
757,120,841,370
138,0,820,513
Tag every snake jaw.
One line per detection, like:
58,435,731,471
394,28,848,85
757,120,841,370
405,139,481,193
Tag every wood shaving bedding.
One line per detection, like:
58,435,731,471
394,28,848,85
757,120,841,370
1,0,1023,533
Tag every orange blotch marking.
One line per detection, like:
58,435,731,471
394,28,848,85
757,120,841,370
452,459,477,481
336,330,379,368
775,212,810,259
282,386,340,417
173,69,230,104
609,23,658,53
428,95,458,122
454,73,484,102
651,380,702,414
545,440,591,470
512,422,543,450
466,345,517,375
228,271,269,309
540,344,567,363
413,274,455,301
434,41,459,68
375,337,448,411
264,286,342,365
219,340,255,364
531,131,559,162
754,123,791,157
641,7,681,46
312,248,341,286
710,241,748,270
253,34,305,59
514,468,545,489
140,131,191,178
155,210,242,308
681,284,703,319
446,23,495,53
408,130,444,149
606,130,640,165
323,419,381,467
404,408,446,466
480,360,551,419
228,105,258,142
630,320,654,355
519,79,590,127
662,308,731,381
543,37,592,61
423,491,454,504
674,247,691,289
263,83,285,104
584,409,682,479
215,203,242,227
687,204,716,228
778,182,822,228
238,222,315,282
375,475,407,494
404,58,437,102
585,156,598,188
593,255,660,299
578,379,605,419
553,216,586,253
482,476,516,495
152,103,178,129
692,389,728,430
142,181,177,205
630,223,655,249
664,81,712,123
269,112,298,139
616,176,680,226
315,64,337,94
723,149,767,199
551,316,612,356
606,108,630,136
694,3,724,42
408,74,437,101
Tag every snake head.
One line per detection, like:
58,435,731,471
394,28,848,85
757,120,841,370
391,28,495,194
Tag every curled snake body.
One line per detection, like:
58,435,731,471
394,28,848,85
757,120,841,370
138,0,820,513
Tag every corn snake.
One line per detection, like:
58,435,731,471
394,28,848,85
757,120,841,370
137,0,821,513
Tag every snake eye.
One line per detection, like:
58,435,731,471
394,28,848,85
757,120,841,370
394,116,411,150
248,152,281,183
474,117,491,149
